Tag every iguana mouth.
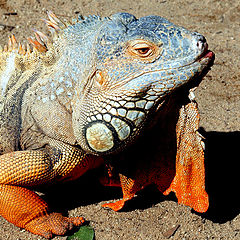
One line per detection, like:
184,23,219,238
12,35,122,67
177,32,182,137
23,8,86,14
195,49,215,79
197,49,214,63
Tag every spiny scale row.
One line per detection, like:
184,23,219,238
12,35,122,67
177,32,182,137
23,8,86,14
0,11,105,55
0,34,30,55
0,11,70,55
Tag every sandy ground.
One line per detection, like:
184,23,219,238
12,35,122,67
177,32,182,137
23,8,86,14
0,0,239,239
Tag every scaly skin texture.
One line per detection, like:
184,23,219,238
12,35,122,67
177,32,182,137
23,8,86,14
0,12,214,238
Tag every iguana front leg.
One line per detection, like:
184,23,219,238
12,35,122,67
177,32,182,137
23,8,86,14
101,163,147,211
102,173,139,211
0,141,102,238
0,184,84,238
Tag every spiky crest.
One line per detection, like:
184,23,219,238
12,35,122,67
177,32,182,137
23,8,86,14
0,11,104,64
0,11,68,57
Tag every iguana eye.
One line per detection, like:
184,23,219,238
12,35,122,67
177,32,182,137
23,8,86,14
126,40,162,61
135,47,151,56
131,42,152,57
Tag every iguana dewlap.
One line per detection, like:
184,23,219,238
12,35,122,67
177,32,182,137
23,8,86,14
0,12,214,238
101,87,209,213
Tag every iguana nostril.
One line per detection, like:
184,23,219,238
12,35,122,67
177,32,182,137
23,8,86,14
199,41,208,53
198,35,206,44
197,40,208,51
193,32,207,50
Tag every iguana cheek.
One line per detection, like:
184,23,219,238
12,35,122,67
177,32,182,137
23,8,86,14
86,122,114,152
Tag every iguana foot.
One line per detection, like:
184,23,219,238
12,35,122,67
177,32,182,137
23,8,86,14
25,213,85,239
0,184,85,239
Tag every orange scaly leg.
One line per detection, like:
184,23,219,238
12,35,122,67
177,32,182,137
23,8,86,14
0,142,96,238
102,173,142,211
0,184,84,239
102,101,208,213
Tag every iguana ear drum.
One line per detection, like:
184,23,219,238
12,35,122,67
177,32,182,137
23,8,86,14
84,107,147,153
85,122,114,152
85,117,133,153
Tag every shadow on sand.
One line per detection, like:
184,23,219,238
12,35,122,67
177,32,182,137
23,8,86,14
200,130,240,223
42,130,240,224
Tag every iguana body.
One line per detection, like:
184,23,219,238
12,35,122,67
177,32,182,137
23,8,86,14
0,12,214,238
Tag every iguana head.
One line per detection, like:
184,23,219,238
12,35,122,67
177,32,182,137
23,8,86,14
69,13,214,155
17,12,212,155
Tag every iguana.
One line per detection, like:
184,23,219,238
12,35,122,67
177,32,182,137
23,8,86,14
0,11,214,238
